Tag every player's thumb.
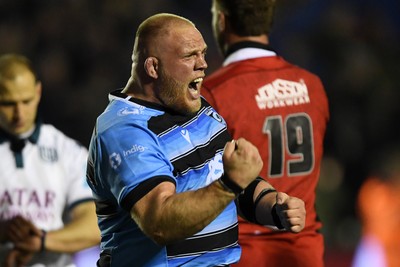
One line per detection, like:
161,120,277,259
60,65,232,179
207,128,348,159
223,139,236,159
272,192,286,230
275,191,285,205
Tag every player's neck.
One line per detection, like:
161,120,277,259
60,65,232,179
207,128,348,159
223,34,269,56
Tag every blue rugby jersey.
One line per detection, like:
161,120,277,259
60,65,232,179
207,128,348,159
86,90,241,267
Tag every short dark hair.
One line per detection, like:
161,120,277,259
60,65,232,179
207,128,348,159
215,0,276,36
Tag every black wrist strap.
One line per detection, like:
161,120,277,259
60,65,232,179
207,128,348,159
271,204,285,229
40,229,46,252
236,177,264,223
254,188,279,225
254,188,277,208
253,188,285,229
219,174,244,196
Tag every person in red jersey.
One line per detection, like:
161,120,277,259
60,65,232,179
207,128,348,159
202,0,329,266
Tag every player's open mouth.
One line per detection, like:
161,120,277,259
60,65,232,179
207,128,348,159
189,77,203,91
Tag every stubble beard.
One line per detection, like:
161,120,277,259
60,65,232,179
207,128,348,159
157,70,201,115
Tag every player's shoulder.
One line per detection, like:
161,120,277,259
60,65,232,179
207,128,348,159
40,123,74,140
204,56,301,88
39,123,87,151
204,61,251,89
39,123,67,139
278,57,323,81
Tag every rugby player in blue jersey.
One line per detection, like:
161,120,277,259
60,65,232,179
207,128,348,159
86,13,306,267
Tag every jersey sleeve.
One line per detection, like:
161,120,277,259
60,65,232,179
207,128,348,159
98,121,175,208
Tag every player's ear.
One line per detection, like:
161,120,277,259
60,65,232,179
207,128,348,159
144,57,158,79
218,11,226,32
35,81,42,102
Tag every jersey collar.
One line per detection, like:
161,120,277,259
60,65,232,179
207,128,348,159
223,41,276,66
0,119,41,145
0,118,41,168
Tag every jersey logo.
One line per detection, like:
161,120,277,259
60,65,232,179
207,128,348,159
117,107,143,116
39,146,58,163
123,144,147,157
205,108,224,124
0,189,57,222
180,129,191,143
109,152,122,170
205,153,223,185
255,79,310,109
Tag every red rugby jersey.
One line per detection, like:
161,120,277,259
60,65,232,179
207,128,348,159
202,54,329,249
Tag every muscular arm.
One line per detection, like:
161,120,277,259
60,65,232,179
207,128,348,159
254,181,306,233
132,179,235,245
44,201,100,253
132,138,263,245
14,202,100,253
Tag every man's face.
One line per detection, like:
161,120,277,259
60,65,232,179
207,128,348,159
154,24,208,115
0,70,41,136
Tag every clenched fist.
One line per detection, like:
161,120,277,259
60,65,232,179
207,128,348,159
222,138,263,190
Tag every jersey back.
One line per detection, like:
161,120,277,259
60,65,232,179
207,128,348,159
202,56,329,235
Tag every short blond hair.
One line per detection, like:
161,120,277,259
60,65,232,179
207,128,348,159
0,54,37,85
